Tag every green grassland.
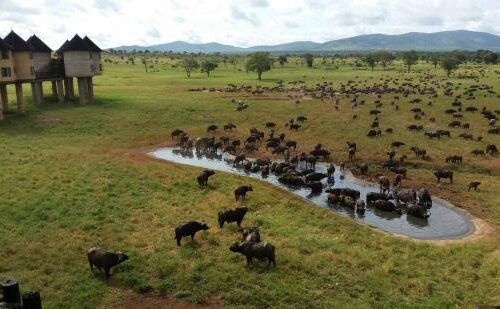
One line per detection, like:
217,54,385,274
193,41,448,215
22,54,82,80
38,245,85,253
0,57,499,308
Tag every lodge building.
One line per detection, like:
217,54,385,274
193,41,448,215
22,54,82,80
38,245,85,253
0,31,102,120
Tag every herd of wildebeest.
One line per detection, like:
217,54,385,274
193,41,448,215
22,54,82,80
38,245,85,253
87,70,498,279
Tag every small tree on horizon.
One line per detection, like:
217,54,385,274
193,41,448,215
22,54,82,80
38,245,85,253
141,57,148,72
440,54,461,77
364,54,378,72
200,60,218,77
278,55,288,67
245,52,272,80
182,57,199,78
401,50,419,72
377,50,393,71
304,54,314,68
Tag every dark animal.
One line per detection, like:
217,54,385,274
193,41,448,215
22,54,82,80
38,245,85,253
234,154,246,166
471,149,485,157
391,141,405,148
407,203,430,219
229,241,276,268
327,164,335,178
356,199,366,214
218,207,248,228
374,200,401,214
87,247,129,279
197,169,215,188
378,176,390,194
241,227,261,243
305,172,327,182
356,163,368,175
234,185,253,201
486,144,498,155
207,125,218,133
417,188,432,208
433,169,454,184
304,181,323,194
366,192,389,205
174,221,209,246
468,181,481,191
393,174,403,187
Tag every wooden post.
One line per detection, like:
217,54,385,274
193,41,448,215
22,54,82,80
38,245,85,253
64,78,73,100
51,81,57,97
31,82,43,106
0,84,8,114
15,83,25,114
77,77,88,105
56,79,65,103
0,85,4,120
87,77,94,102
69,78,75,98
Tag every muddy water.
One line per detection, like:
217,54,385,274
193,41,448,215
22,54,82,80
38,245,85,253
149,148,474,240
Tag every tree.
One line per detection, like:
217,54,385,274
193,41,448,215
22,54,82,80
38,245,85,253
278,55,288,67
377,50,393,71
430,54,440,68
364,54,378,72
245,52,272,80
200,60,218,77
401,50,418,72
440,54,461,77
304,54,314,68
141,57,148,72
182,57,199,78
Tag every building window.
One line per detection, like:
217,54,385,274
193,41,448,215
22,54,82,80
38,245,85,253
0,50,9,60
1,67,12,77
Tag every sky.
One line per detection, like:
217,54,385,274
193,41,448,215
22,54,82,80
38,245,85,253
1,0,499,49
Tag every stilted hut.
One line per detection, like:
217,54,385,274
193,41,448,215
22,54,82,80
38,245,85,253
58,35,102,104
0,38,14,119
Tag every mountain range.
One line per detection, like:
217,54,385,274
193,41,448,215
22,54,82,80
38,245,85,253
112,30,500,53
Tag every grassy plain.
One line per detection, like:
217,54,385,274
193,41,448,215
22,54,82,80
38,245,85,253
0,57,499,308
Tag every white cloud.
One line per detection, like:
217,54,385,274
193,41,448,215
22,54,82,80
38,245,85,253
0,0,498,49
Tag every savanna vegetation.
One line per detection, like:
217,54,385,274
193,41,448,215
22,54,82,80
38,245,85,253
1,50,499,308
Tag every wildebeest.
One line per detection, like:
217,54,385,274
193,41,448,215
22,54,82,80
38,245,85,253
218,207,248,228
471,149,485,157
393,174,403,187
229,241,276,268
445,155,462,164
356,163,368,175
310,148,330,160
224,123,236,131
305,172,327,182
207,124,218,133
174,221,209,246
327,164,335,178
393,188,417,205
389,166,407,177
300,153,317,169
325,187,360,200
486,144,498,155
391,141,405,148
278,175,305,186
171,129,185,140
433,169,454,184
468,181,481,191
356,199,366,214
234,185,253,201
233,154,246,166
197,169,215,188
87,247,129,279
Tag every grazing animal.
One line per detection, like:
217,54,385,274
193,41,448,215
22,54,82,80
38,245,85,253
174,221,209,246
391,141,405,148
433,169,454,184
218,207,248,228
87,247,129,279
234,185,254,201
197,170,215,188
471,149,485,157
486,144,498,155
389,166,407,177
207,125,218,133
229,241,276,268
348,147,356,160
468,181,481,191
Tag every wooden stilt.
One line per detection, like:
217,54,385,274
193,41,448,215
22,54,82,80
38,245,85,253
87,77,94,102
51,81,57,97
56,80,65,103
77,77,88,105
15,83,25,114
0,84,8,114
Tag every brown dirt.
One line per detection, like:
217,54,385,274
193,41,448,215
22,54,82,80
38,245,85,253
108,294,222,309
35,115,61,124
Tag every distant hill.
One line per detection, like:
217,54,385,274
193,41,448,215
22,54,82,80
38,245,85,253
111,30,500,53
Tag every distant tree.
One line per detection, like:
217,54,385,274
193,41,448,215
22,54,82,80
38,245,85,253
141,57,148,72
377,50,394,71
245,52,272,80
401,50,418,72
182,57,199,78
304,54,314,67
278,55,288,67
440,54,461,77
430,54,440,68
200,60,218,77
364,54,378,72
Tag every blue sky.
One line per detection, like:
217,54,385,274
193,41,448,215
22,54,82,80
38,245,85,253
1,0,499,49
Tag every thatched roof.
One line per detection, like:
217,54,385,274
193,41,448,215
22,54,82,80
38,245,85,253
0,37,13,50
27,35,52,52
83,36,102,52
58,34,101,52
3,31,33,51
